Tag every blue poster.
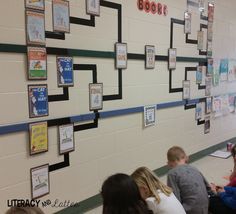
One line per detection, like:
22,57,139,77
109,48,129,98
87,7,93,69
220,58,228,81
207,58,214,76
196,66,202,84
220,59,228,74
57,57,74,86
28,85,48,118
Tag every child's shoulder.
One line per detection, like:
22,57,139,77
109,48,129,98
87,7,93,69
168,164,199,175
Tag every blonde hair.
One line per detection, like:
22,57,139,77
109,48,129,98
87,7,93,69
131,167,172,204
167,146,187,162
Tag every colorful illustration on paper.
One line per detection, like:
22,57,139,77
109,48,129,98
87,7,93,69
220,58,228,81
30,122,48,155
212,60,220,87
196,66,203,84
25,0,45,10
206,97,212,114
28,85,48,118
228,59,236,82
228,94,236,113
207,58,214,76
57,56,73,86
116,43,127,69
195,103,202,120
213,96,222,118
221,94,229,115
28,47,47,79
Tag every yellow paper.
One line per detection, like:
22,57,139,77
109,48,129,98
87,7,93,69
30,122,48,154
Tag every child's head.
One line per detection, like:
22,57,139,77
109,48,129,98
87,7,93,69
167,146,188,168
5,207,44,214
131,167,172,203
101,173,150,214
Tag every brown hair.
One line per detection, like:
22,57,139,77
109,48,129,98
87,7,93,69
167,146,187,162
231,144,236,157
131,167,172,204
5,207,44,214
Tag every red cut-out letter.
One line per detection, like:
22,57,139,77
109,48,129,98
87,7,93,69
137,0,144,11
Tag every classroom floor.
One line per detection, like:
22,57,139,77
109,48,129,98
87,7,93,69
85,155,233,214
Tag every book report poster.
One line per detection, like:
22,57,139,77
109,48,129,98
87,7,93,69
145,45,155,69
59,124,74,154
89,83,103,110
31,164,49,199
30,122,48,155
28,47,47,80
57,56,73,86
26,10,45,45
144,105,156,127
53,0,70,33
28,85,48,118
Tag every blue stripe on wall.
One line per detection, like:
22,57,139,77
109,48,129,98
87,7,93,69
0,98,202,135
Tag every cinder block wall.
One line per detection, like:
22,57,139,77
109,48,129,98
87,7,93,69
1,0,236,213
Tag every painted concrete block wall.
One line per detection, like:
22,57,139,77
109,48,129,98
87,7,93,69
1,0,236,213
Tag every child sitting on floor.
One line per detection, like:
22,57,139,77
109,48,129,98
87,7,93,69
131,166,186,214
166,146,211,214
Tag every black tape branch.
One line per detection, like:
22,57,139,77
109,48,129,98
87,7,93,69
74,111,99,132
48,87,69,102
49,153,70,172
45,31,65,40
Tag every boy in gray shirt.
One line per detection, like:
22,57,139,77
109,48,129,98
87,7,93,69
167,146,211,214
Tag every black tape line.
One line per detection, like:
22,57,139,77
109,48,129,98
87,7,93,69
73,64,97,84
199,61,207,66
103,69,122,101
200,23,208,30
48,87,69,102
49,153,70,172
184,103,196,110
199,50,207,56
47,47,69,55
156,55,168,61
47,117,71,127
169,69,183,93
128,53,145,60
70,15,95,27
199,97,206,103
197,119,205,125
45,31,65,40
73,112,99,132
200,14,208,21
100,1,122,42
185,67,197,80
185,34,198,44
198,84,206,90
